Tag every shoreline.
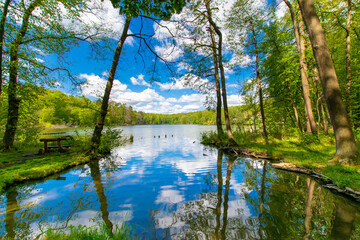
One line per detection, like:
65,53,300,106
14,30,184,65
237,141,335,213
218,145,360,203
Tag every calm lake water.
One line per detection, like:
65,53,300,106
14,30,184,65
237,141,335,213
1,125,359,239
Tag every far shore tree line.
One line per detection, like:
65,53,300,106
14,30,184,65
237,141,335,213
0,0,359,162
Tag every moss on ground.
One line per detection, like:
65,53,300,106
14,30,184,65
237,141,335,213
201,131,360,191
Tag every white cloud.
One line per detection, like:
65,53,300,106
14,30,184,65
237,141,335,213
61,0,133,43
276,1,287,19
35,57,44,63
79,73,163,105
79,72,242,114
79,73,127,98
130,74,150,87
178,94,205,103
155,43,183,62
115,88,165,105
227,94,244,106
156,74,213,92
155,186,184,204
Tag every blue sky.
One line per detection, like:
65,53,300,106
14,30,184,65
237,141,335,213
44,0,285,114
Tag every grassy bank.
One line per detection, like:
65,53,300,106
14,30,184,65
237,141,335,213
0,127,127,193
201,131,360,190
0,140,91,193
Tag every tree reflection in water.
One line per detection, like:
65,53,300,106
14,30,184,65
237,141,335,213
330,198,356,240
5,187,19,239
89,160,113,235
1,145,360,239
150,153,360,240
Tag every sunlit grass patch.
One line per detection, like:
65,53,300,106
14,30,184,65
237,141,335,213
202,130,360,190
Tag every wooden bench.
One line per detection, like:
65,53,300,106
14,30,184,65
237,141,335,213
39,135,73,154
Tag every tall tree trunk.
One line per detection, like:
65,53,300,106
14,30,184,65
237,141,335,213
287,80,303,132
89,160,113,233
299,11,317,133
217,33,234,142
283,0,317,133
3,0,42,149
204,0,235,142
297,0,359,162
0,0,11,99
250,19,268,139
345,0,352,121
209,23,223,137
90,18,131,154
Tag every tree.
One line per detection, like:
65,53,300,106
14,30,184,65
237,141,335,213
3,0,44,149
2,0,96,149
204,0,234,142
0,0,11,99
227,0,269,138
90,0,187,154
283,0,317,133
297,0,359,162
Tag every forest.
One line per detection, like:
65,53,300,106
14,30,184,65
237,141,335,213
0,0,359,160
0,0,360,239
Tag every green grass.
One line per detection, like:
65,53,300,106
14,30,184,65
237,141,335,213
0,135,93,193
0,150,90,193
201,130,360,190
0,127,129,193
42,223,135,240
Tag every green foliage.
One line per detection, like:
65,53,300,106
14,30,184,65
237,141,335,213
0,149,90,193
43,222,134,240
354,128,360,141
98,127,126,154
110,0,187,19
299,133,320,145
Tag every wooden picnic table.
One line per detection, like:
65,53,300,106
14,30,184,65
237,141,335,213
39,135,73,153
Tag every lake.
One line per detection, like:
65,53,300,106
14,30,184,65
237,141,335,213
0,125,359,239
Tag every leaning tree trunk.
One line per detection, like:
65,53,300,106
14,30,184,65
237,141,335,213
250,19,268,139
283,0,316,133
0,0,11,99
3,0,42,149
297,0,359,162
90,18,131,154
299,11,317,133
209,23,223,137
217,31,234,142
204,0,234,142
